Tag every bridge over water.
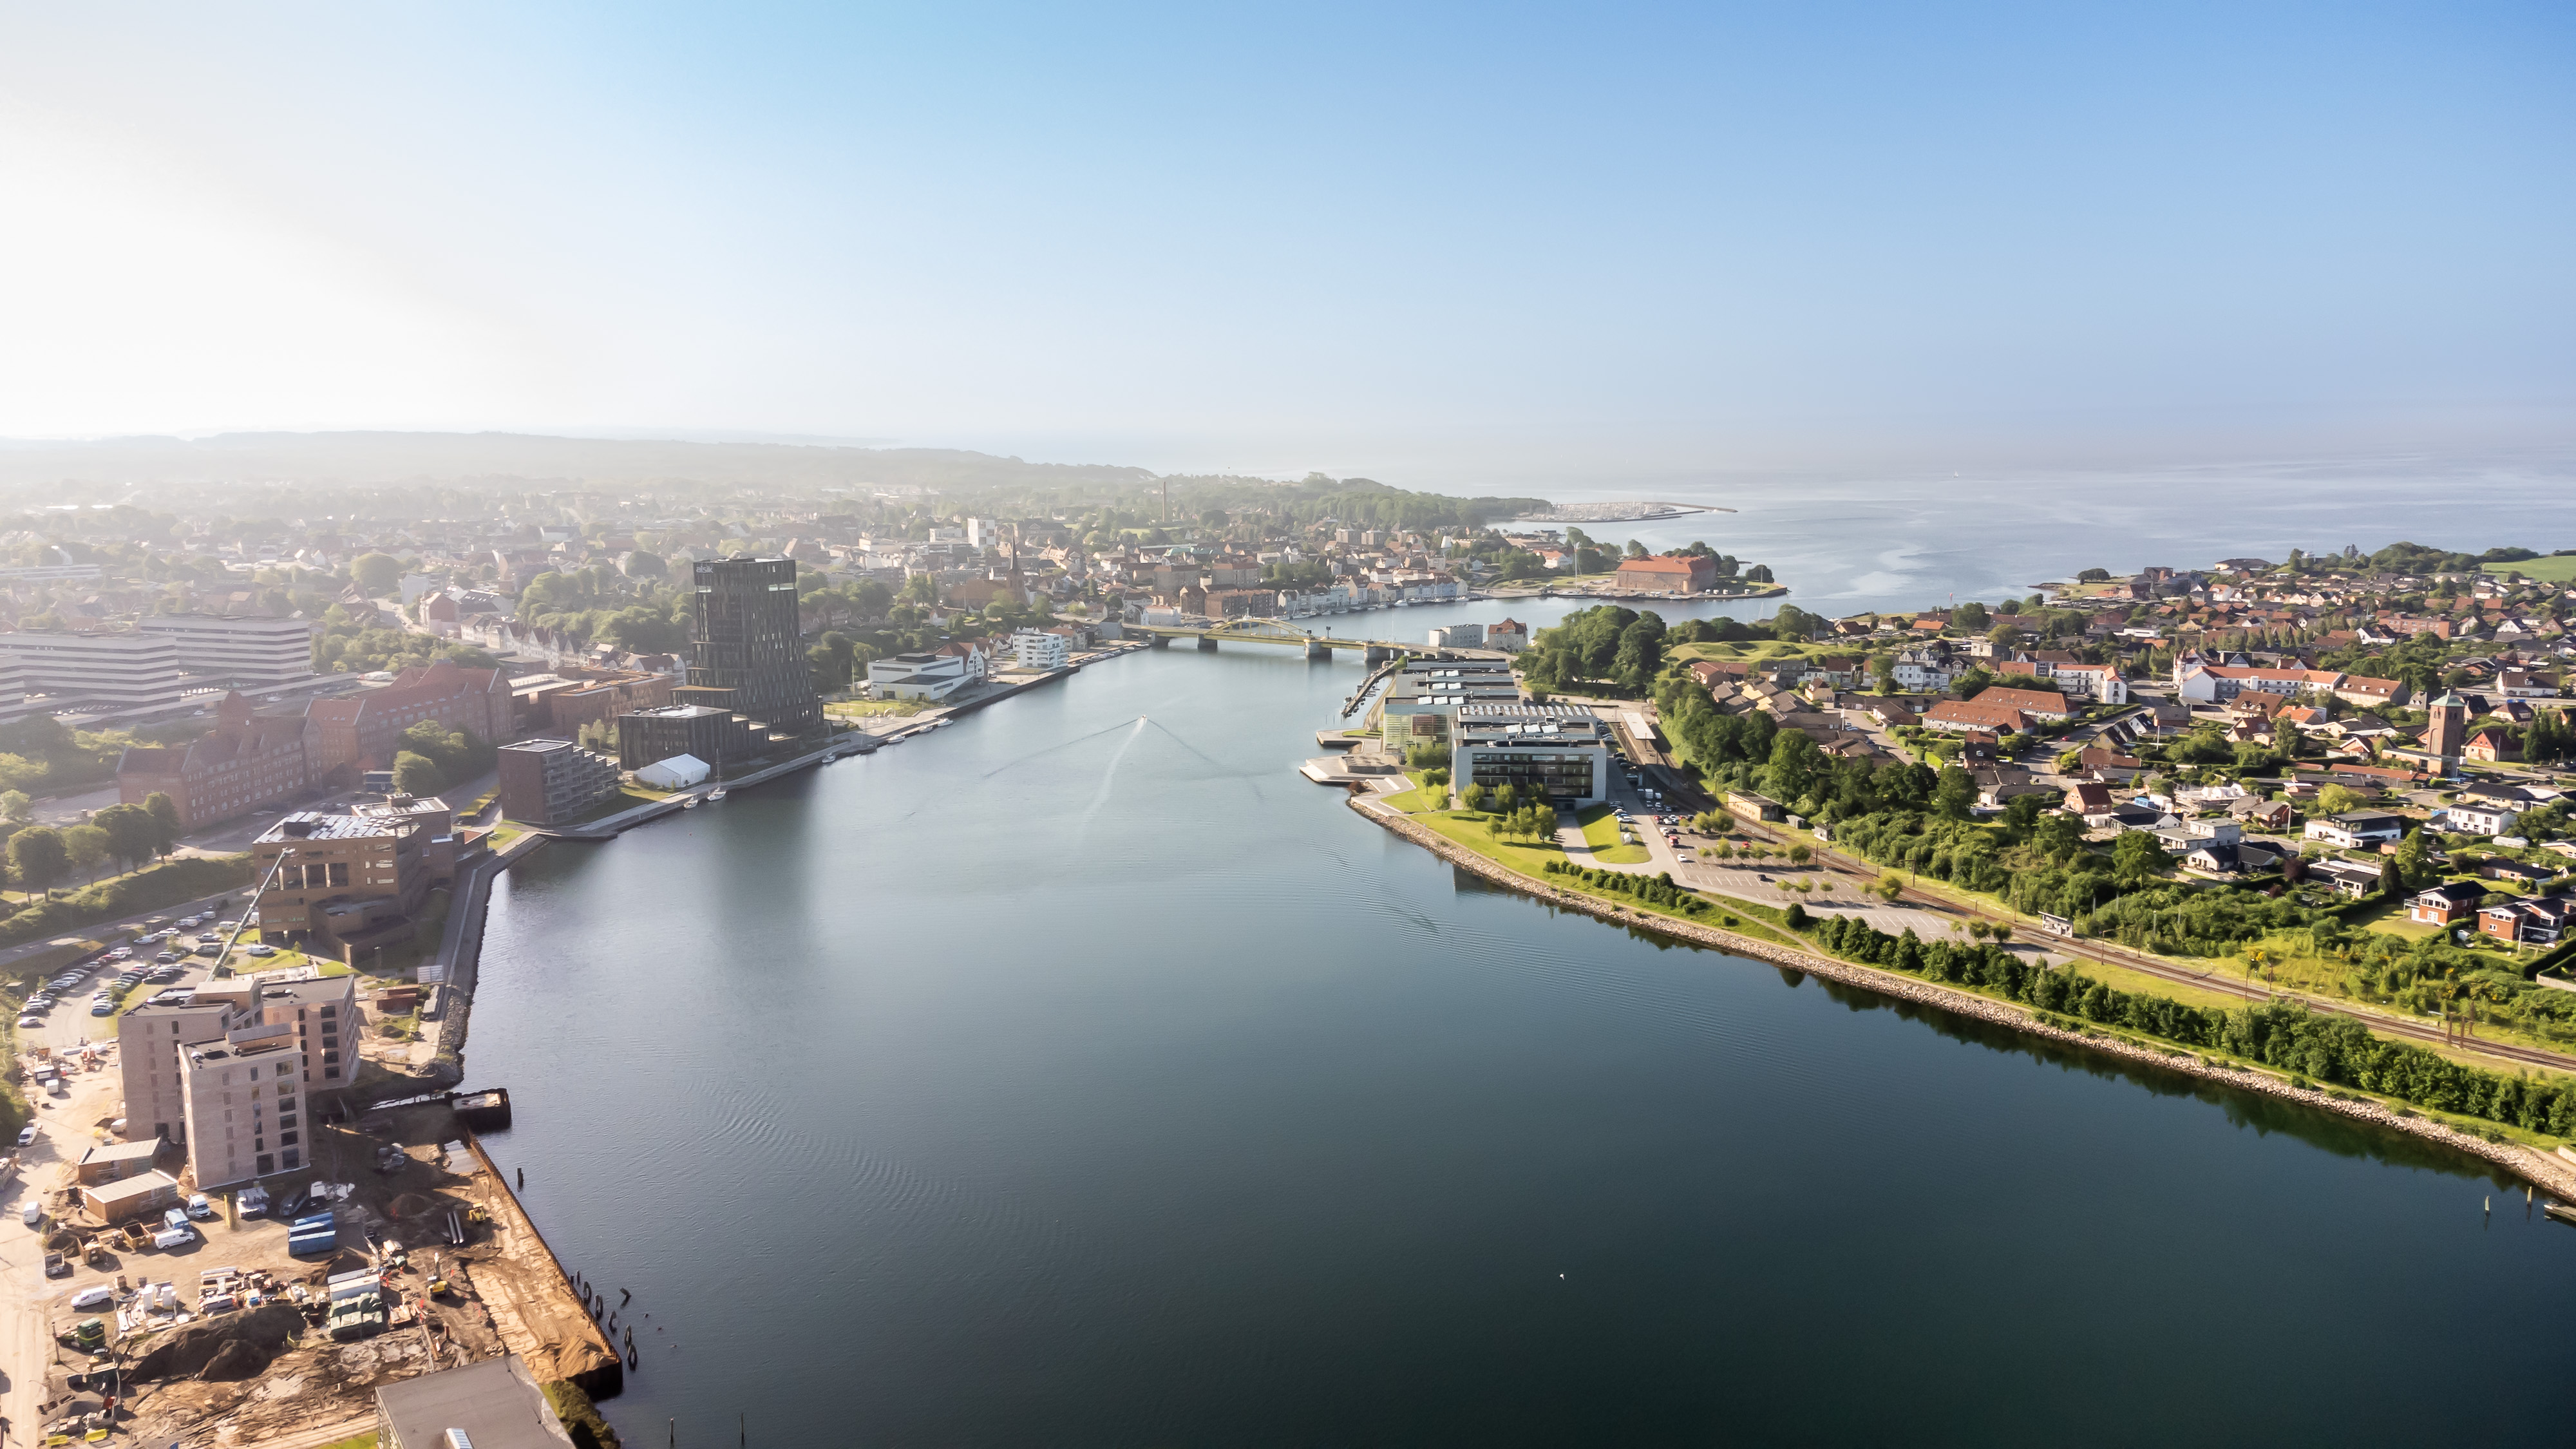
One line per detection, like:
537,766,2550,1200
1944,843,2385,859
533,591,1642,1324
1127,616,1495,665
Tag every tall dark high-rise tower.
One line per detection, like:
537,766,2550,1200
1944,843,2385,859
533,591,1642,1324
677,555,820,737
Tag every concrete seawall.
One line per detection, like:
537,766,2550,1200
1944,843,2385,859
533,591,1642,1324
1351,795,2576,1200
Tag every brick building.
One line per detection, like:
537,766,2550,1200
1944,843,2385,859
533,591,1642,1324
1612,554,1719,594
305,659,516,782
116,691,316,828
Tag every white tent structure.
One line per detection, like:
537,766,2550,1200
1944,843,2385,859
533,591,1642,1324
635,753,711,790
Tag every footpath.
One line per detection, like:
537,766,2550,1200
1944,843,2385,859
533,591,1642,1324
1349,790,2576,1201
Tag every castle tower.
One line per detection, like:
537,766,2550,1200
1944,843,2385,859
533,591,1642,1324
2425,690,2467,764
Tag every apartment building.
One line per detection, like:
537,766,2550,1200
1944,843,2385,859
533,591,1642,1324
0,629,181,710
136,612,317,688
178,1027,309,1188
1010,629,1072,670
497,737,622,824
120,966,356,1177
115,690,316,828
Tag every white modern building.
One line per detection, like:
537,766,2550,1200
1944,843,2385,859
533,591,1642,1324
1428,623,1484,649
2303,811,2408,849
1010,630,1072,671
138,613,317,688
0,629,181,710
1450,703,1611,807
867,651,972,701
2445,802,2521,837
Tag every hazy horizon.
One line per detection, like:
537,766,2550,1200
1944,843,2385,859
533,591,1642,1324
5,3,2568,480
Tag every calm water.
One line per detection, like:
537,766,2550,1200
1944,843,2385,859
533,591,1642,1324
471,638,2576,1446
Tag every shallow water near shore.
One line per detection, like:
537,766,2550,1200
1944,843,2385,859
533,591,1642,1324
469,636,2576,1446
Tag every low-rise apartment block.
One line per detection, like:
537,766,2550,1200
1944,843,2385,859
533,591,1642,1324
497,737,623,824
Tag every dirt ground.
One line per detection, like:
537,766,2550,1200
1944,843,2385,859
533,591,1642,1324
6,1059,616,1447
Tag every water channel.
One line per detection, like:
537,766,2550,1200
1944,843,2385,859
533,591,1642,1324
469,605,2576,1445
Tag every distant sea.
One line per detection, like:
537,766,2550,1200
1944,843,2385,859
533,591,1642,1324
1505,455,2576,618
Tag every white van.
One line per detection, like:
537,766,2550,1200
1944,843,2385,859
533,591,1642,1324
21,1202,43,1229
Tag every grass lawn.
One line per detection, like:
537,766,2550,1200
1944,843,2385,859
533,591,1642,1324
828,698,940,718
1415,810,1575,876
2484,555,2576,582
313,1434,379,1449
563,787,663,826
1577,804,1651,864
1378,770,1443,814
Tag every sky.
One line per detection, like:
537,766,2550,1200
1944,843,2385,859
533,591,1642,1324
1,2,2570,486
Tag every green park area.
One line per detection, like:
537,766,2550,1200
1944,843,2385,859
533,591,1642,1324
2483,554,2576,582
1578,804,1650,864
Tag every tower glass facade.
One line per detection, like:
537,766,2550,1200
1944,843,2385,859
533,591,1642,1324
685,556,821,737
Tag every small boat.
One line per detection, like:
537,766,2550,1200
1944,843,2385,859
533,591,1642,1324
2546,1202,2576,1228
708,787,728,802
681,797,701,809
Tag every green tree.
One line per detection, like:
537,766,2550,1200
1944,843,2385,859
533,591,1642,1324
142,791,182,857
93,802,160,872
1932,766,1977,820
8,826,68,898
2316,783,2364,815
350,553,402,596
2110,829,2167,884
1461,782,1489,811
62,824,109,882
0,789,26,823
2032,811,2087,863
620,549,670,582
392,750,446,796
1871,654,1897,694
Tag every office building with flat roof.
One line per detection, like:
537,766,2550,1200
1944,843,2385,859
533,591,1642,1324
252,810,432,951
1450,703,1610,806
0,629,180,710
137,612,316,688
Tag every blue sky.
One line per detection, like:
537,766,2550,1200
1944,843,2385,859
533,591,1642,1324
1,2,2568,482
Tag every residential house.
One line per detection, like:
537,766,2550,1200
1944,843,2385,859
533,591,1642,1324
2409,882,2486,925
2304,811,2407,849
2445,801,2521,837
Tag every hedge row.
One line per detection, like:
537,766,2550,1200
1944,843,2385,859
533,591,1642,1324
1805,912,2576,1139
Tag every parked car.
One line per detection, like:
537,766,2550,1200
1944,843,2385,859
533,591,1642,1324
69,1285,113,1310
185,1193,214,1220
22,1202,43,1228
245,945,278,958
90,1001,115,1017
15,1016,39,1029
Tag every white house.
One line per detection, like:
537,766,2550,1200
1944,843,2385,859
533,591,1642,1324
2052,663,2130,705
2302,811,2407,849
2445,802,2521,837
1010,629,1072,671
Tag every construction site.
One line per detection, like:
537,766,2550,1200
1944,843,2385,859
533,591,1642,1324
9,1023,620,1448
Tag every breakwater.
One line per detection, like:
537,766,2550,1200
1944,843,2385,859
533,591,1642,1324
1352,795,2576,1200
